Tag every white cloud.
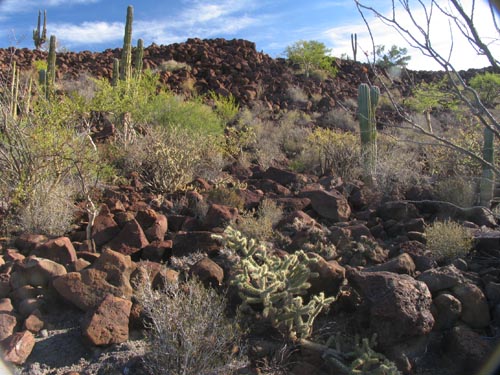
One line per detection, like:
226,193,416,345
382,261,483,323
51,21,123,45
0,0,100,14
49,0,262,47
323,0,500,70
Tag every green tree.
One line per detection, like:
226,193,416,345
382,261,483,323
285,40,337,77
470,72,500,108
375,45,411,68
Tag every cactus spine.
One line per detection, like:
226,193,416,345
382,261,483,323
120,5,133,82
351,33,357,61
134,38,144,77
358,83,380,183
480,126,495,206
112,58,120,87
33,10,47,50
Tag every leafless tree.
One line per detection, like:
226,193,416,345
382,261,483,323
354,0,500,205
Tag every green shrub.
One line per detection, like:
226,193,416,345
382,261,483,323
470,72,500,108
207,187,246,211
135,275,245,375
209,90,239,124
425,220,474,261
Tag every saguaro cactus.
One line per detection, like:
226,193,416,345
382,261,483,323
351,33,357,61
134,38,144,77
358,83,380,182
120,5,133,82
33,10,47,50
112,58,120,87
480,126,495,206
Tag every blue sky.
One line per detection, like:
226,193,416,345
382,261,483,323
0,0,498,70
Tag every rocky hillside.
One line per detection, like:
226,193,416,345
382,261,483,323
0,38,499,375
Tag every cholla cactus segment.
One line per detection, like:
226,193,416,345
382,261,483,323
215,226,336,340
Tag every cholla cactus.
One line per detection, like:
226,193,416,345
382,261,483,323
323,334,401,375
215,226,336,340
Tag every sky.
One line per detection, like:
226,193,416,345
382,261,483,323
0,0,499,71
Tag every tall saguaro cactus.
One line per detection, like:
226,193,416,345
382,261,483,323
134,38,144,77
351,33,357,61
358,83,380,183
120,5,133,82
33,10,47,50
112,58,120,87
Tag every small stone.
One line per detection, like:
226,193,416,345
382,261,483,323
1,330,35,365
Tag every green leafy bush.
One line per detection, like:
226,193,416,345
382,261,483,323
425,220,474,261
470,72,500,108
285,40,338,78
135,275,245,375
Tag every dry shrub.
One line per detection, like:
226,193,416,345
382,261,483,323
425,220,474,262
236,198,283,241
119,125,223,194
293,128,361,180
375,134,425,197
135,276,246,375
158,59,191,72
318,108,357,132
19,180,76,236
433,176,477,207
287,86,308,103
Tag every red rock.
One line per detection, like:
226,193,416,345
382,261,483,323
104,219,149,255
13,257,67,287
299,189,351,222
3,249,25,262
135,207,158,230
14,233,48,254
2,330,35,365
0,313,17,340
189,257,224,287
203,204,239,229
82,294,132,346
91,210,120,247
23,310,44,333
141,240,173,262
348,270,434,347
31,237,77,265
53,268,130,312
172,231,222,256
307,254,345,296
0,298,13,313
144,214,168,242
